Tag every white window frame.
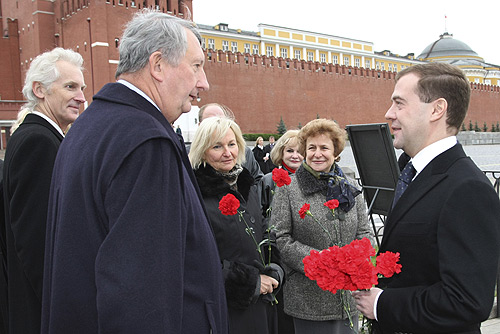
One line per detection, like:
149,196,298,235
252,44,259,55
307,51,314,61
365,60,370,68
332,55,338,64
343,56,349,66
231,41,238,53
355,58,360,67
266,46,274,57
320,53,326,63
244,43,250,54
294,49,301,59
208,38,215,50
280,48,288,58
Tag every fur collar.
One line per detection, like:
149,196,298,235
195,164,254,201
295,164,328,197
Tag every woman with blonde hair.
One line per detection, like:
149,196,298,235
189,117,283,334
252,136,269,174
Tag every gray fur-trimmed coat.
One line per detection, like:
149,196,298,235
271,164,373,321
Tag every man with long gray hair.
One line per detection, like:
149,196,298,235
42,9,228,333
2,47,85,334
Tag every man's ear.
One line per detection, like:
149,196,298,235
149,51,165,82
430,98,447,122
32,81,46,99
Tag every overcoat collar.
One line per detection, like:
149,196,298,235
382,144,468,244
195,164,254,201
21,113,64,142
94,82,205,211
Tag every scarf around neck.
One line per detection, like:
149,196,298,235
213,164,244,189
302,162,361,213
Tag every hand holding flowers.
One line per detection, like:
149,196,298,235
219,193,279,304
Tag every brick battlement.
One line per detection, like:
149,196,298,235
201,49,500,134
205,49,500,94
206,49,398,80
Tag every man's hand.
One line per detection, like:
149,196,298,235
352,287,382,320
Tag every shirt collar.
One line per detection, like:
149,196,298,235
411,136,457,177
117,79,161,113
31,111,65,137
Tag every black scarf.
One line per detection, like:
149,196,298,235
301,162,361,213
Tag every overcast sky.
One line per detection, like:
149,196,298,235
193,0,500,66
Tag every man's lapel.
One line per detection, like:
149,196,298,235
381,144,465,246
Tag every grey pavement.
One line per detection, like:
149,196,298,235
481,317,500,334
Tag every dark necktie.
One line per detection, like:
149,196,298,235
392,161,416,208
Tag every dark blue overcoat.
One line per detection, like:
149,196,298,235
41,83,228,333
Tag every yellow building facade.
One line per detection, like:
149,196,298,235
197,23,499,86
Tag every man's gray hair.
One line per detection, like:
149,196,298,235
115,9,201,78
22,47,84,111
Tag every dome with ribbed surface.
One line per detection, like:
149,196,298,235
417,32,480,60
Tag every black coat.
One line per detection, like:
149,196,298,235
195,164,282,334
41,83,228,334
2,114,63,334
252,146,269,174
375,144,500,334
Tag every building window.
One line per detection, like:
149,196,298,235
201,38,206,49
485,79,491,85
343,56,349,66
365,60,371,68
244,43,250,54
222,40,229,51
280,48,288,58
294,49,301,59
266,46,274,57
355,58,360,67
320,53,326,63
388,63,393,72
208,38,215,50
307,51,314,61
252,44,259,54
332,55,338,64
380,62,385,70
393,64,398,72
231,41,238,53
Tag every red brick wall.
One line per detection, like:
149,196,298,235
1,2,498,135
0,18,22,102
201,51,500,134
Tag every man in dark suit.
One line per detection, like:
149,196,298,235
2,48,85,334
263,135,277,172
353,62,500,333
41,10,228,334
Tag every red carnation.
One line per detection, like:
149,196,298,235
272,168,292,187
376,251,402,278
303,237,400,293
299,203,310,219
324,199,340,210
219,193,240,216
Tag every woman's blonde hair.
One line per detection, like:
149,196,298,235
270,130,300,166
254,136,264,147
189,117,247,169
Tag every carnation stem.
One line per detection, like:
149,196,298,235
307,211,335,247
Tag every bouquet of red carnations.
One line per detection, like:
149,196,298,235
303,237,401,294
